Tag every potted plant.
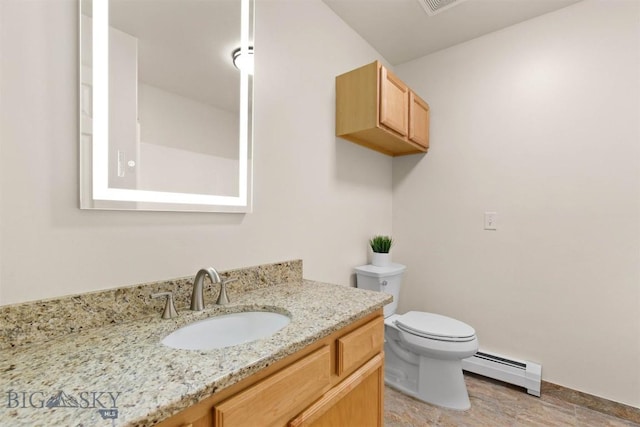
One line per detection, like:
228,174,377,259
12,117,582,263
369,235,393,267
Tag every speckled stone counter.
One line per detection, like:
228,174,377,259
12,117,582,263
0,260,303,350
0,277,390,426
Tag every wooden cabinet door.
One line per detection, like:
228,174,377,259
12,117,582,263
379,66,409,137
288,353,384,427
409,91,430,149
214,346,331,427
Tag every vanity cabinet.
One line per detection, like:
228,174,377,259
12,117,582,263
336,60,430,156
156,311,384,427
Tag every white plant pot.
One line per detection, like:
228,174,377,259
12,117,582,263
371,252,391,267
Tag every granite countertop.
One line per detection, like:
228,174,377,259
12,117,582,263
0,280,391,426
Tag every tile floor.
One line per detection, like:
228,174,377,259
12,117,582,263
384,374,640,427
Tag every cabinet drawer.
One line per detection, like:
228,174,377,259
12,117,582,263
336,316,384,376
213,346,331,427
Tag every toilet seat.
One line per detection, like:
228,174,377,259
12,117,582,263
394,311,476,342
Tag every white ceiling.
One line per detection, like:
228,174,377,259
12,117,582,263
99,0,581,111
108,0,243,112
322,0,581,65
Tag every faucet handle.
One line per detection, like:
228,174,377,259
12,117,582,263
151,292,178,319
216,278,237,305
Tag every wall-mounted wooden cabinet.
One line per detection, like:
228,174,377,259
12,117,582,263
336,60,430,156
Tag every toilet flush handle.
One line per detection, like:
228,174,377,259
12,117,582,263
381,280,388,287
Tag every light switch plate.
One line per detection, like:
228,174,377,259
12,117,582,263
484,212,497,230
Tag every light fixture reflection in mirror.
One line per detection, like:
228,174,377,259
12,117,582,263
80,0,253,212
232,46,254,75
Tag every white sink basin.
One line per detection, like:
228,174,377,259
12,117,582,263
161,311,290,350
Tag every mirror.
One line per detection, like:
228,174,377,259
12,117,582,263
79,0,253,212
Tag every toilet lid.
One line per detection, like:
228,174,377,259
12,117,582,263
394,311,476,342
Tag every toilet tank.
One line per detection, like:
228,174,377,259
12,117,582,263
354,263,406,317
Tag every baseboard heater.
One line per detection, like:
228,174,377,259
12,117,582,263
461,350,542,397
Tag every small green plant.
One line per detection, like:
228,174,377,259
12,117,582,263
369,235,393,253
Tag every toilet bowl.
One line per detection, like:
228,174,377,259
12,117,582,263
355,263,478,410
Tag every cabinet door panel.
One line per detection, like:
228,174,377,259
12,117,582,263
214,346,331,427
409,92,430,149
379,67,408,137
288,353,384,427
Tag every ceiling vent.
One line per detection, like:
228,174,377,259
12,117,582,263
416,0,468,16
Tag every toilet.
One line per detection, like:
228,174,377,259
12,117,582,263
355,263,478,410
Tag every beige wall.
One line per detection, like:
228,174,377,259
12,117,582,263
0,0,392,305
3,0,638,410
393,0,640,407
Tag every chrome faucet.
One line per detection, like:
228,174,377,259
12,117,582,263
190,267,222,311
